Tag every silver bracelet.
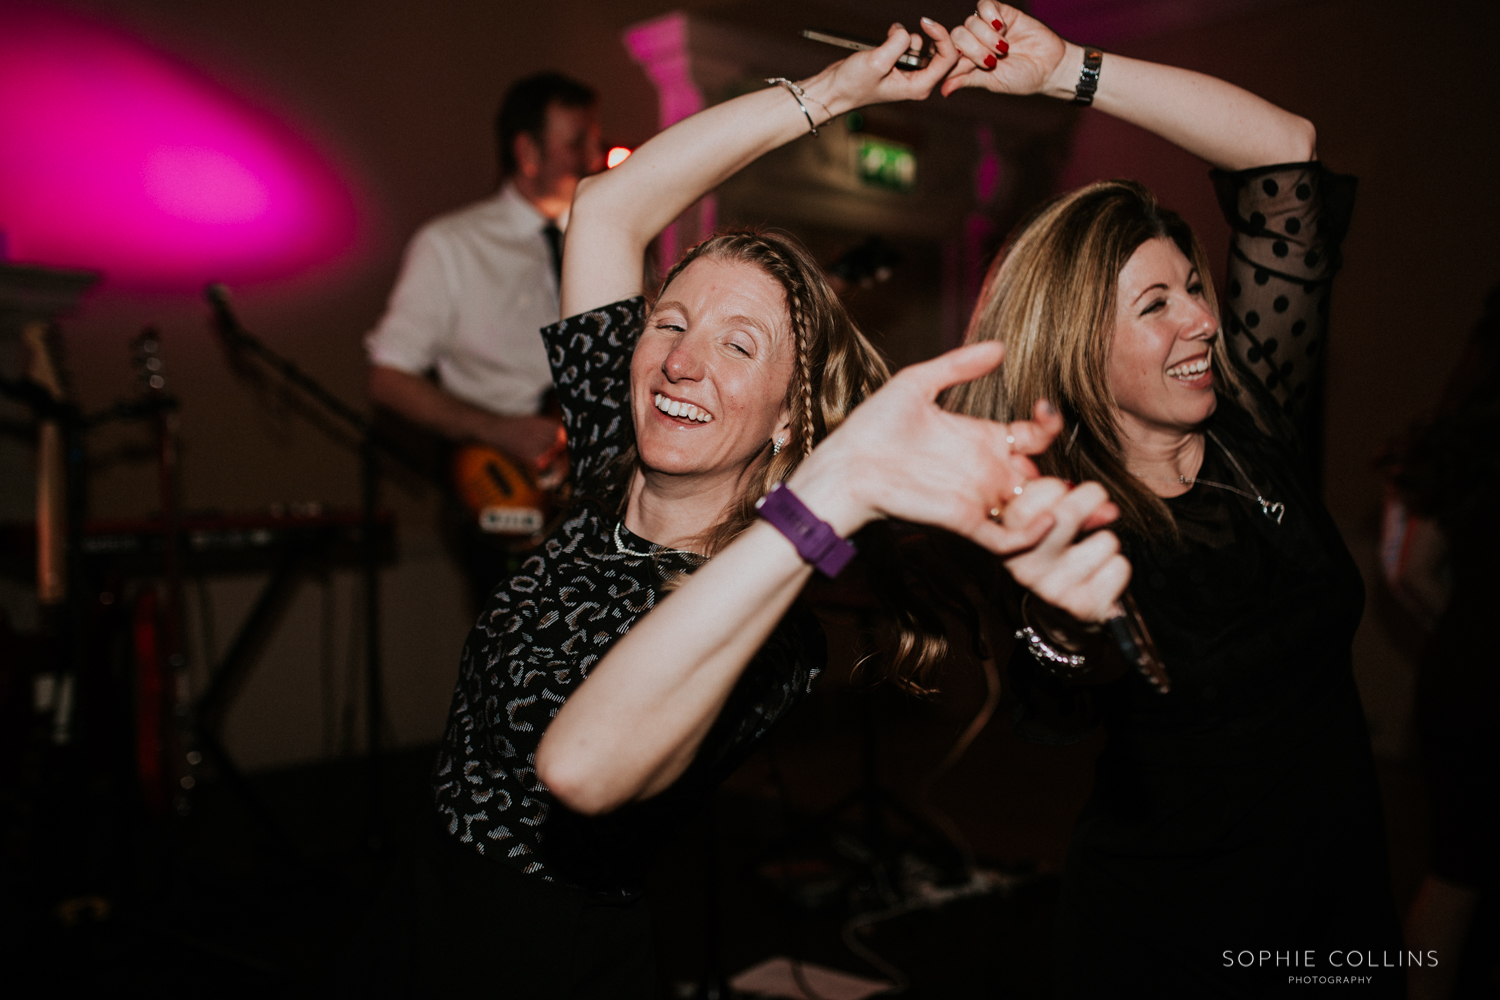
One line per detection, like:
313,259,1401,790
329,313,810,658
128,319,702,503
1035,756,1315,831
1072,48,1103,105
766,77,824,136
1015,626,1088,669
1015,592,1089,670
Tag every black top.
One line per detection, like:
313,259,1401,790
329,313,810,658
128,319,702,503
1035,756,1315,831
431,298,825,897
1012,164,1404,994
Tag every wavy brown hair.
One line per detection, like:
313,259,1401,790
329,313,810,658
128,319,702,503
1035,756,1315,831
944,180,1249,540
601,229,890,555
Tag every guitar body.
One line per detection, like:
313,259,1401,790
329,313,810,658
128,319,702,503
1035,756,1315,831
451,444,557,539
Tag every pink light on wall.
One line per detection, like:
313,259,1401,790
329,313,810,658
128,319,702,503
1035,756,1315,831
0,7,360,289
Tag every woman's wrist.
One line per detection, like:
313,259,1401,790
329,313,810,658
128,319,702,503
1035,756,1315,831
783,448,872,540
1023,590,1099,652
1042,41,1089,101
796,70,848,126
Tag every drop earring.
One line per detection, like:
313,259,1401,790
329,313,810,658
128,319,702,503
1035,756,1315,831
771,436,784,457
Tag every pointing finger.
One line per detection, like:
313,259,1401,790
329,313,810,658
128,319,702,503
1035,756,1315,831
896,341,1006,400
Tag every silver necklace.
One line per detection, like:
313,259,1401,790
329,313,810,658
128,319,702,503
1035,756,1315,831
1137,430,1286,525
613,520,696,558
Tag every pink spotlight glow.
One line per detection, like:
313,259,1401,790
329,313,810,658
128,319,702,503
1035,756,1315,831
0,7,360,289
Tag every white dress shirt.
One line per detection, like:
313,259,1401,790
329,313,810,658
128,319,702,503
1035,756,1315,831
365,184,564,416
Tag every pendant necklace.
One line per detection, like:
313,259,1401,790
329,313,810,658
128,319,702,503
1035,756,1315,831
1136,430,1286,525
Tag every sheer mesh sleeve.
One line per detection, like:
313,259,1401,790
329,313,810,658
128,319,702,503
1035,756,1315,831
541,296,645,496
1214,163,1357,431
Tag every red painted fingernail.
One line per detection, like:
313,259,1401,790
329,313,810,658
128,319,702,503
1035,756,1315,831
992,19,1004,30
995,37,1010,54
983,53,997,69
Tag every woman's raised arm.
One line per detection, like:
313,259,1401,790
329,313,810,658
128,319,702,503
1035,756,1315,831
943,1,1315,170
560,20,959,317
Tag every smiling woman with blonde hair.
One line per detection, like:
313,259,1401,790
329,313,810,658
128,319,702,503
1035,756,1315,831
946,178,1247,537
938,3,1396,996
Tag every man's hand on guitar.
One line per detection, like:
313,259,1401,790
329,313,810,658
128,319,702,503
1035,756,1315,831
534,423,569,490
480,413,565,468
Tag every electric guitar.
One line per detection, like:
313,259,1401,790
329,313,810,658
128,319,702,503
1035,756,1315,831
451,389,569,544
451,434,570,544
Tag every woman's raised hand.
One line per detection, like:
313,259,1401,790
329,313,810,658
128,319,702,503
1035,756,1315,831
787,341,1102,557
941,2,1069,99
806,18,960,118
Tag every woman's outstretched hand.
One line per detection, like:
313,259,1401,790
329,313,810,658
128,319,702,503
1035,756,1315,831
941,1,1070,99
787,341,1103,556
804,18,960,119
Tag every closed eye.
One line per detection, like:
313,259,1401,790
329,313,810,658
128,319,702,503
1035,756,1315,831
653,321,685,333
1139,299,1166,316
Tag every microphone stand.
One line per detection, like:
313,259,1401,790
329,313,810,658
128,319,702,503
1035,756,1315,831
205,283,411,851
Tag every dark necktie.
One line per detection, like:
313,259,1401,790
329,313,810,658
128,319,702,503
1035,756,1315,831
541,221,563,289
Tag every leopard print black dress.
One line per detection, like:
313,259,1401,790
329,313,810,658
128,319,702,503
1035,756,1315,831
431,297,825,898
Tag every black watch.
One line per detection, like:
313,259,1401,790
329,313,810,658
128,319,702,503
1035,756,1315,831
1073,48,1103,106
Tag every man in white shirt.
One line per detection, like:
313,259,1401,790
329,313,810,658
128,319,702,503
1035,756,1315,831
366,73,603,472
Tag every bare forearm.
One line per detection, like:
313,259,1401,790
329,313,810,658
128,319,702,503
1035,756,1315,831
536,520,814,814
1049,43,1315,169
561,22,958,316
368,365,555,458
562,83,834,316
573,87,820,255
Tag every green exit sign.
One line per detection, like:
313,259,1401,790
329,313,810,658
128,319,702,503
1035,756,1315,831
857,137,916,192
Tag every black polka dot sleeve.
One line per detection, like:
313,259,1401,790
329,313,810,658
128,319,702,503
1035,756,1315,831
541,297,647,497
1213,163,1357,428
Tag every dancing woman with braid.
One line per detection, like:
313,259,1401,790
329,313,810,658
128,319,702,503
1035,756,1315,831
934,4,1400,995
375,21,1125,998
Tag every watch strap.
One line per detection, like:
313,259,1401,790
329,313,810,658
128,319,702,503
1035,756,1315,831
755,482,857,578
1073,48,1103,105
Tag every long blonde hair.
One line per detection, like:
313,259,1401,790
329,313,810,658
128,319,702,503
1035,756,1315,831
602,230,890,555
945,179,1248,539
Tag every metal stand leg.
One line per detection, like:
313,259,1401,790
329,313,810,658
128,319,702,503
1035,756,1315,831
362,437,385,851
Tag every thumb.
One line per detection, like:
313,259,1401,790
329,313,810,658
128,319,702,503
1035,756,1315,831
897,341,1006,400
871,22,913,64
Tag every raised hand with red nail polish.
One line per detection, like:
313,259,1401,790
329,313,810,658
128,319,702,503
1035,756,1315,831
943,1,1066,96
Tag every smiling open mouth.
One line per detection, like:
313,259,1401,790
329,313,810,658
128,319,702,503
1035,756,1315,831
1166,355,1211,381
653,392,713,423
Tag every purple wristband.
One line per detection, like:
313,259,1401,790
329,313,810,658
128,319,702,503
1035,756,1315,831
755,482,857,578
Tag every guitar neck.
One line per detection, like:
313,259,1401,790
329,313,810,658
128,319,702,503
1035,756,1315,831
25,320,69,606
